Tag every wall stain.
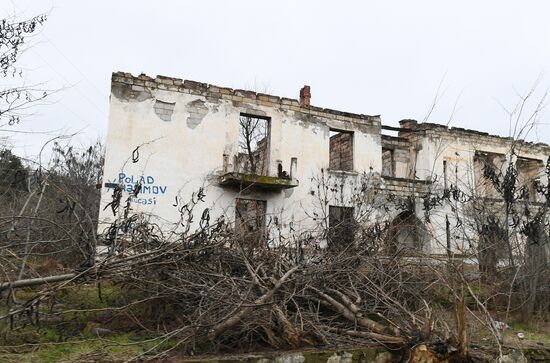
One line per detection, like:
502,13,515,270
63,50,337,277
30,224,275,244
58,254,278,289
112,83,152,102
283,188,294,198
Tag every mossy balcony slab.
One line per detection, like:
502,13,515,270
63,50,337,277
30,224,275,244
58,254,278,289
219,172,298,190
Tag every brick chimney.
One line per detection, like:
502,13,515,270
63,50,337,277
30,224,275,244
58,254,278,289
299,85,311,106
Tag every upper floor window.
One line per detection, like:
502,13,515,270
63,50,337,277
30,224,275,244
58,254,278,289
382,148,395,177
516,157,543,202
329,129,353,172
237,114,270,175
473,151,505,199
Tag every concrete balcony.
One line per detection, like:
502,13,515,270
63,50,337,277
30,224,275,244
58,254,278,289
220,153,299,191
219,172,299,191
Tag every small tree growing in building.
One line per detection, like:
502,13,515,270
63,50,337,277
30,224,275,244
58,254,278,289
238,115,269,175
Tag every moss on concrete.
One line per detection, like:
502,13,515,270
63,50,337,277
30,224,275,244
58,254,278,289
219,172,298,190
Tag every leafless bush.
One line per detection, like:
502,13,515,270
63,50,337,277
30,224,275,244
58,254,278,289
0,141,104,281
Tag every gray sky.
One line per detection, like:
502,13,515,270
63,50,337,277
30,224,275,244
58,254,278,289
3,0,550,158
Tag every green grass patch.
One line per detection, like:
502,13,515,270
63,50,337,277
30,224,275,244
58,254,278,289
0,331,178,363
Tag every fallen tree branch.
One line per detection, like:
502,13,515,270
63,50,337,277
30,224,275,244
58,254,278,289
311,286,389,335
0,273,76,290
207,264,300,340
322,326,405,345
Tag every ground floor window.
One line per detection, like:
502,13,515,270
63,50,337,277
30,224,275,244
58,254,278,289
328,206,355,248
235,198,267,248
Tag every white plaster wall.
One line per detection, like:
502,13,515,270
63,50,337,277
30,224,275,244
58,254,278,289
99,84,382,242
100,78,549,255
415,131,549,255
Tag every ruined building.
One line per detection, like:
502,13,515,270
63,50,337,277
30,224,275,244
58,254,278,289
99,72,550,256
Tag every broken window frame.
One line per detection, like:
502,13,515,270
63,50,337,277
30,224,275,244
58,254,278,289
382,147,396,177
329,128,354,172
237,114,271,176
473,150,506,199
516,157,543,202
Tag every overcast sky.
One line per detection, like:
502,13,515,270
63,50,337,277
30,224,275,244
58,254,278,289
3,0,550,158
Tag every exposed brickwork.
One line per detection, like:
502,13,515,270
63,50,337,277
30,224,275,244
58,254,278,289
299,85,311,107
186,99,208,129
381,176,431,198
112,72,550,155
329,132,353,171
111,72,381,129
153,100,175,121
399,119,418,129
381,135,412,177
399,119,550,155
381,135,410,149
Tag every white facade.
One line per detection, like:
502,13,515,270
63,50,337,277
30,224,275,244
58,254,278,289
99,73,382,244
100,72,550,255
394,121,550,255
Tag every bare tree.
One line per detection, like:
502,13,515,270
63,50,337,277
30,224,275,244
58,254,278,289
238,115,269,175
0,13,48,129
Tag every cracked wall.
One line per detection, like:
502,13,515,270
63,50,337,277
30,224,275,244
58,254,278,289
99,72,382,245
100,72,550,256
